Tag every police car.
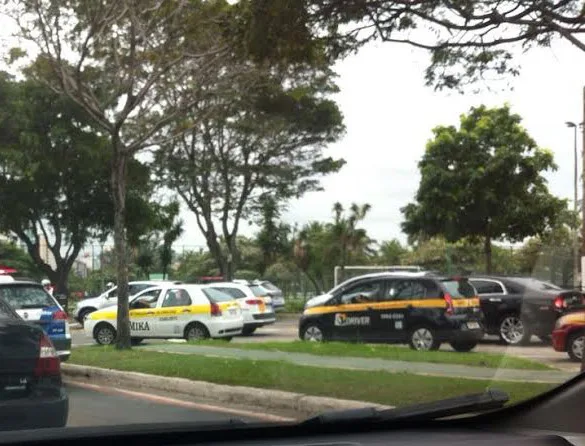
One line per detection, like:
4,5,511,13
299,272,484,352
201,282,276,336
84,283,244,344
0,276,71,360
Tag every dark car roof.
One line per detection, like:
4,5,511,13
469,275,568,291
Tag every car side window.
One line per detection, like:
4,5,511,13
387,280,426,300
338,281,382,304
471,280,504,294
129,284,152,295
132,289,161,309
161,289,192,308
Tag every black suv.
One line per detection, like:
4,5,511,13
299,273,484,351
469,276,584,345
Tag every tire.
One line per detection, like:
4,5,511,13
130,338,143,346
184,322,210,341
409,326,441,351
498,314,532,345
450,341,478,352
567,331,585,362
94,323,116,346
300,323,327,342
241,326,257,336
78,308,96,327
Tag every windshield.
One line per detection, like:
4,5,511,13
0,0,582,435
0,285,56,310
441,280,477,298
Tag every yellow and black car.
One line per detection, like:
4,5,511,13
299,273,484,352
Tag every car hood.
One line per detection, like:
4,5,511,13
304,293,333,309
77,296,104,308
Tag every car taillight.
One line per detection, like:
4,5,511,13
52,310,68,320
210,302,222,317
554,296,567,310
34,333,60,377
444,293,454,316
245,299,263,305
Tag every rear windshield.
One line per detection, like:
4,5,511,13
260,282,279,292
249,285,267,297
0,285,56,309
202,288,236,303
441,280,476,298
512,278,561,291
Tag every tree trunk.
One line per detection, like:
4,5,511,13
484,235,492,274
111,144,131,350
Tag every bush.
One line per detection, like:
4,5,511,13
284,297,306,313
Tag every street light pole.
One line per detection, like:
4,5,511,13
566,121,579,287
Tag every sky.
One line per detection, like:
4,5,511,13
174,38,585,250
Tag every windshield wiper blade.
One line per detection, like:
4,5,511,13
301,389,509,426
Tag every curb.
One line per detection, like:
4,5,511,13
62,364,392,417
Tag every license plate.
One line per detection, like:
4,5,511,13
466,322,480,329
258,302,266,313
229,308,237,315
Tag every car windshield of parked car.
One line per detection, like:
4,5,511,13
0,285,56,310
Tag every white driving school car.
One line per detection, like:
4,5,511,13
84,284,244,344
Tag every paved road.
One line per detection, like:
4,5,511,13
71,316,580,373
66,381,291,427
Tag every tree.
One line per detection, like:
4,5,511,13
402,105,566,273
0,75,156,295
378,239,407,265
0,240,43,279
156,63,345,280
255,195,292,275
249,1,585,90
5,0,232,348
331,202,374,283
157,202,184,280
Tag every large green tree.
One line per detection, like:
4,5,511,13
0,75,151,294
402,105,566,273
5,0,235,348
156,63,345,280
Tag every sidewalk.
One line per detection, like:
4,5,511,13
140,344,577,384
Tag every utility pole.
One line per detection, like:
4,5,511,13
566,121,579,287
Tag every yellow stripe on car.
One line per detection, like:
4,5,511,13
303,297,480,315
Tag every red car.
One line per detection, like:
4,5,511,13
552,310,585,362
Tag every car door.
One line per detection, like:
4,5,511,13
156,288,194,337
330,279,383,341
128,288,163,338
469,279,507,333
385,279,433,341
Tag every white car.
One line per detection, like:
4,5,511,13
73,280,183,325
201,282,276,336
84,284,243,344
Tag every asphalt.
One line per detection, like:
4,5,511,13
65,381,270,427
139,343,578,384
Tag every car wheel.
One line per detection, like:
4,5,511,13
241,326,257,336
499,314,531,345
94,323,116,345
409,326,440,351
78,308,96,327
300,323,326,342
130,338,143,346
184,323,210,341
567,331,585,362
449,341,478,352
